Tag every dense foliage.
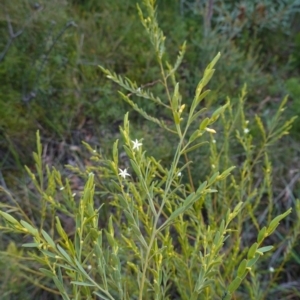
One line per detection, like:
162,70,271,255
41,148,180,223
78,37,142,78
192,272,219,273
0,0,299,299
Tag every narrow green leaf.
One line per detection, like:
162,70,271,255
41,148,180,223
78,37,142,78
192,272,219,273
171,82,179,111
201,69,215,89
61,293,71,300
110,180,122,192
130,159,141,177
219,166,236,180
196,181,207,194
228,202,244,221
257,226,267,244
39,268,55,278
248,242,258,259
57,244,72,263
267,208,292,235
113,140,119,165
93,291,112,300
56,264,76,272
53,276,67,295
228,276,242,293
123,145,134,160
173,111,181,124
20,220,38,236
0,211,19,225
71,281,95,287
41,250,57,259
184,192,197,207
82,141,95,153
36,130,42,158
22,242,39,248
196,90,211,105
208,172,220,185
207,52,221,70
206,188,218,193
55,217,68,241
246,253,260,269
167,206,187,223
190,107,208,123
189,130,201,144
105,231,117,248
237,259,247,278
257,245,273,254
168,41,186,77
130,223,148,249
255,115,266,142
181,142,208,154
213,231,221,246
74,258,89,277
24,165,35,180
199,117,210,130
42,230,56,249
211,101,229,120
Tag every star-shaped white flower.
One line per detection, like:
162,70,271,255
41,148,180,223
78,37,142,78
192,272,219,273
132,139,142,150
118,168,130,179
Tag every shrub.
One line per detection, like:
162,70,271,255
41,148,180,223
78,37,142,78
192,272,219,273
0,0,299,299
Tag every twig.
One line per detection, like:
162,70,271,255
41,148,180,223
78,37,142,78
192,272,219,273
205,0,214,34
23,20,77,102
0,170,15,205
34,21,77,86
258,172,300,225
0,14,25,62
126,79,161,97
0,5,43,63
273,172,300,203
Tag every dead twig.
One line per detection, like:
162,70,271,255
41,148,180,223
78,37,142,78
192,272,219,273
0,14,24,62
0,5,43,63
22,20,77,103
126,79,161,98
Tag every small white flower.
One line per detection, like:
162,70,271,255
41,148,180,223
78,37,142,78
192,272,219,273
118,168,130,179
87,265,92,270
72,193,76,197
212,139,216,144
59,186,65,191
269,266,274,273
177,172,182,177
132,139,142,150
244,128,250,134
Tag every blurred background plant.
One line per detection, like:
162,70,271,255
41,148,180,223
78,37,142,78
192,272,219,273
0,0,300,299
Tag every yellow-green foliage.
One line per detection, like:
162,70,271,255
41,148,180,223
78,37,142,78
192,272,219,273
1,1,299,300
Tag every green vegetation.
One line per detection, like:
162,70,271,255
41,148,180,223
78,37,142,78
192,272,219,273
0,0,299,299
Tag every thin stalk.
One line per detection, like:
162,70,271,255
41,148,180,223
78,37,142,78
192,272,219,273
139,130,187,298
158,58,195,191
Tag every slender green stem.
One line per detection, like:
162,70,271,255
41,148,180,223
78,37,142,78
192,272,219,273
158,57,195,191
